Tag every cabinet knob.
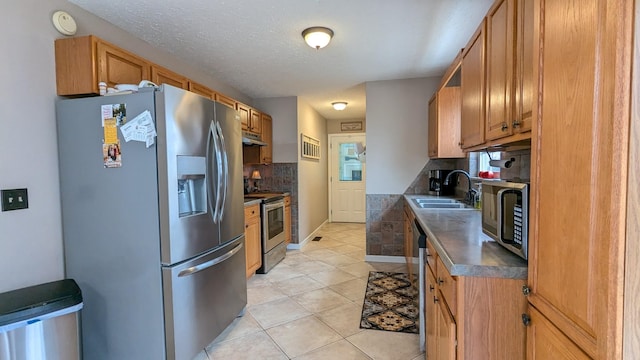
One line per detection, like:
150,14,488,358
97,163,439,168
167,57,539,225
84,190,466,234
522,314,531,327
513,119,521,128
429,285,434,292
501,123,509,131
245,224,249,228
522,285,531,296
433,296,439,304
437,278,444,285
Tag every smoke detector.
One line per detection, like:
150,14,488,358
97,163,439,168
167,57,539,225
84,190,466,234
52,11,77,36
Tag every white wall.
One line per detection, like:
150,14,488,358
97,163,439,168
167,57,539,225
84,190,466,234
365,77,440,194
0,1,249,293
254,97,298,163
297,99,329,242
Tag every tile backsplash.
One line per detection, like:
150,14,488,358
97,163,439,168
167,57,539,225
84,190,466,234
244,162,299,244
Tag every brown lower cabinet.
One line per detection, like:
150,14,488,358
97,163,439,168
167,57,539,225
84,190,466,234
424,237,527,360
244,203,261,278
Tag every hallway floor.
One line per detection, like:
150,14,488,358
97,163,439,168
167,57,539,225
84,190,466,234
196,222,424,360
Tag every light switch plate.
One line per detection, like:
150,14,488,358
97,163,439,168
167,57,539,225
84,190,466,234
1,188,29,211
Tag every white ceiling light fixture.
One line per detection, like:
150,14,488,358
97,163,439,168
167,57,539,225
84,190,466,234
302,27,334,49
332,102,348,111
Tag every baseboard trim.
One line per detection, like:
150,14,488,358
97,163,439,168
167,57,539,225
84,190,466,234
287,219,329,250
365,255,407,263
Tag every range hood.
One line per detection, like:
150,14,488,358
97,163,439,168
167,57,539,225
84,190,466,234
242,131,267,146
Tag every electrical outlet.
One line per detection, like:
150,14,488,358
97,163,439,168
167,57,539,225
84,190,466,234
1,188,29,211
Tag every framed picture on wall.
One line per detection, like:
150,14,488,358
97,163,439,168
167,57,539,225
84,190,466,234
341,121,363,132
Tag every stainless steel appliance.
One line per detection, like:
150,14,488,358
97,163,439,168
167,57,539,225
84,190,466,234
428,170,455,196
258,196,286,273
411,219,427,353
56,85,247,360
481,180,529,259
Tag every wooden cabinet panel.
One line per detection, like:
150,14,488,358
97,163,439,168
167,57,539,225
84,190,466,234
250,109,262,134
461,21,486,149
188,81,215,99
426,266,438,360
437,296,457,360
151,65,189,89
430,86,465,158
284,196,291,245
513,0,534,133
54,35,151,95
244,204,261,278
215,92,237,109
98,41,150,89
260,113,273,163
528,0,631,358
527,307,590,360
436,257,457,318
403,205,414,279
237,103,250,131
485,0,515,140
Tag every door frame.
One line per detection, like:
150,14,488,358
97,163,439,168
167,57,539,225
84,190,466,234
327,133,366,222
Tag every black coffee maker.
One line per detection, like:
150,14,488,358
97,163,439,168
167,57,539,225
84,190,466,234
428,170,455,196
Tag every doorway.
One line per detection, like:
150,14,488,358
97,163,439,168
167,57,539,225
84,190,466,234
328,133,366,223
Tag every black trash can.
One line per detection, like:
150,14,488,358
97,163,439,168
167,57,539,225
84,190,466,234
0,279,83,360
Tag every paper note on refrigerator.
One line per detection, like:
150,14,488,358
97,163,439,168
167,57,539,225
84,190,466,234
120,110,157,148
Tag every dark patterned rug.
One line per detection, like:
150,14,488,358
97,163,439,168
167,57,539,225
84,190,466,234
359,271,419,334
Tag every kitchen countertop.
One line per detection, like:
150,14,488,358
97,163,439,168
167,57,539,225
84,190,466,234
404,194,528,280
243,192,290,206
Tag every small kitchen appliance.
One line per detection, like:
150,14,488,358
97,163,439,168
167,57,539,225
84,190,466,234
481,180,529,259
428,170,455,196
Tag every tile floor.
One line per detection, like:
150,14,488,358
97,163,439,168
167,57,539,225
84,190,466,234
195,222,424,360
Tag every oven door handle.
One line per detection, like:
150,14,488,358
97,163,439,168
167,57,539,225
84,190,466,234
264,201,285,211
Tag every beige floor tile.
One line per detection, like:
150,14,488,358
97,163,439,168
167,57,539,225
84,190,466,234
294,260,336,275
274,275,325,296
281,253,312,266
338,262,377,278
307,268,357,286
262,262,305,282
329,278,368,302
368,262,408,275
266,316,342,358
302,248,340,259
246,274,273,288
209,312,263,344
247,284,288,306
205,331,287,360
331,244,364,254
316,302,366,338
319,254,361,267
248,297,311,329
292,287,352,313
292,339,371,360
347,330,422,360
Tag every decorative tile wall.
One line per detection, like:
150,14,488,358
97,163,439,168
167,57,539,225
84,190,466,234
366,194,404,256
244,163,299,244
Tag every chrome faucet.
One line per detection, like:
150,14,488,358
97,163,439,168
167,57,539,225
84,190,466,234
444,170,478,206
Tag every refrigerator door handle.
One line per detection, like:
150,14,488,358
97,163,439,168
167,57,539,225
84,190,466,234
207,120,220,223
177,243,244,277
213,121,224,222
215,121,229,223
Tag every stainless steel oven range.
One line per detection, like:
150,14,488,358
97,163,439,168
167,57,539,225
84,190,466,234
255,195,287,273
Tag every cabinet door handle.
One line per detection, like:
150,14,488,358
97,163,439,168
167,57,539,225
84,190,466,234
501,123,509,131
522,314,531,326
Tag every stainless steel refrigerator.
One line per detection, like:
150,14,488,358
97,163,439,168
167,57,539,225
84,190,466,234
56,84,247,360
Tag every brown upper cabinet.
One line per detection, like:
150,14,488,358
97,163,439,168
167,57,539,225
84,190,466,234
428,62,465,159
215,92,237,109
460,21,487,149
485,0,533,141
259,113,273,163
237,102,251,132
55,35,151,95
188,81,215,99
151,65,189,90
250,109,262,135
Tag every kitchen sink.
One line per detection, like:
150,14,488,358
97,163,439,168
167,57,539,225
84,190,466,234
412,198,475,209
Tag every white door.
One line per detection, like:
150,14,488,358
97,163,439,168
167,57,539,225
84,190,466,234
329,133,366,223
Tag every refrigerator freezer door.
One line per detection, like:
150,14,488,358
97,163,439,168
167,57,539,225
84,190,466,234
161,236,247,359
215,102,245,245
156,85,223,265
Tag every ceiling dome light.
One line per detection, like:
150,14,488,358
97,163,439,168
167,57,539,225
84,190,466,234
302,27,334,49
332,102,348,111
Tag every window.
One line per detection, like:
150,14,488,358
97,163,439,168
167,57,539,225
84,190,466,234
338,142,364,181
469,151,501,177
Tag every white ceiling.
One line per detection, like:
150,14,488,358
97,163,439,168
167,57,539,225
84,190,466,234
68,0,493,120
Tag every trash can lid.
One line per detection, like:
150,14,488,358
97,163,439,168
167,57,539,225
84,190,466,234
0,279,82,327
